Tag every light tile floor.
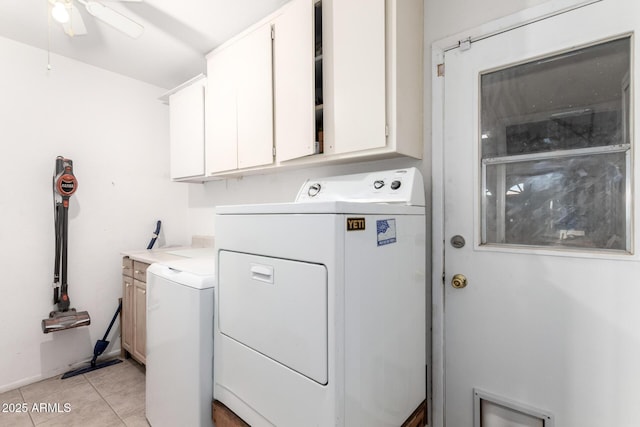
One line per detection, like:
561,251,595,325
0,359,148,427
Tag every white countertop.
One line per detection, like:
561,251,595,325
121,246,216,265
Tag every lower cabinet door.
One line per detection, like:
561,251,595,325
133,279,146,364
122,276,134,352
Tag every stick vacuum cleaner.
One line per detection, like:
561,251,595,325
42,157,91,334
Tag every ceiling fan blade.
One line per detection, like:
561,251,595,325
83,1,144,38
62,4,87,36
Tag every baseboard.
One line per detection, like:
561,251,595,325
0,348,123,394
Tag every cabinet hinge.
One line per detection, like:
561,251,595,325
459,37,472,51
272,146,276,157
385,124,389,137
271,26,275,40
437,63,445,77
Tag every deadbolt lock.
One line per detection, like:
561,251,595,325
451,274,468,289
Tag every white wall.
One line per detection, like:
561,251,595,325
422,0,550,180
185,157,422,236
0,37,190,392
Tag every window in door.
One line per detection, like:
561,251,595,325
480,36,631,252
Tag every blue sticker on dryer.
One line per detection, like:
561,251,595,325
376,219,397,246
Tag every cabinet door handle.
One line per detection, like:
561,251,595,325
142,290,146,295
126,282,131,287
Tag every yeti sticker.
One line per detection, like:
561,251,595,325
376,219,397,246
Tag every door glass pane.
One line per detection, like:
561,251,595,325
481,37,631,252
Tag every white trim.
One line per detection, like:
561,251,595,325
430,44,446,427
473,389,555,427
430,1,603,426
482,144,631,165
434,0,602,53
158,74,206,105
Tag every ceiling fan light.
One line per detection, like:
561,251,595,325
52,2,70,24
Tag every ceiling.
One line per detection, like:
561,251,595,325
0,0,291,89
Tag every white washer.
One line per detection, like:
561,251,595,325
214,168,426,427
146,257,215,427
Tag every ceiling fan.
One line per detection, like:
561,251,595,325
49,0,144,39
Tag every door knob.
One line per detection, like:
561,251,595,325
451,274,468,289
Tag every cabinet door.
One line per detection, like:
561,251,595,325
169,79,205,179
206,46,238,174
235,24,274,169
122,276,134,352
273,0,315,162
133,279,146,364
323,0,386,154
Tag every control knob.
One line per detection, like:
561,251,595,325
308,183,322,197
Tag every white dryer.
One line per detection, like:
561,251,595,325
146,257,216,427
214,168,426,427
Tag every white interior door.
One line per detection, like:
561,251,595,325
442,1,640,426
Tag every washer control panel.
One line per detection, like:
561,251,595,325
295,168,424,206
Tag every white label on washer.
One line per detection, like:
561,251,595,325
376,219,397,246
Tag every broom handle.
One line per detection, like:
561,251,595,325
102,301,122,341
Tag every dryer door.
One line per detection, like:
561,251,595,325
218,251,328,385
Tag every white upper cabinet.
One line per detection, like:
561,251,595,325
322,0,386,155
323,0,423,159
168,75,206,181
273,0,316,162
194,0,423,179
235,24,274,170
205,24,274,175
206,45,238,175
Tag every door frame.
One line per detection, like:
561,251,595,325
430,1,603,426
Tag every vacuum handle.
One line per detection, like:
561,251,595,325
53,202,63,304
57,204,71,312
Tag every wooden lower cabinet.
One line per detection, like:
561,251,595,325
132,279,146,363
122,275,134,353
121,257,148,364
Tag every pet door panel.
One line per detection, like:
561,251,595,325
474,389,553,427
481,400,544,427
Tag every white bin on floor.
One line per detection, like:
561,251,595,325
145,257,215,427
